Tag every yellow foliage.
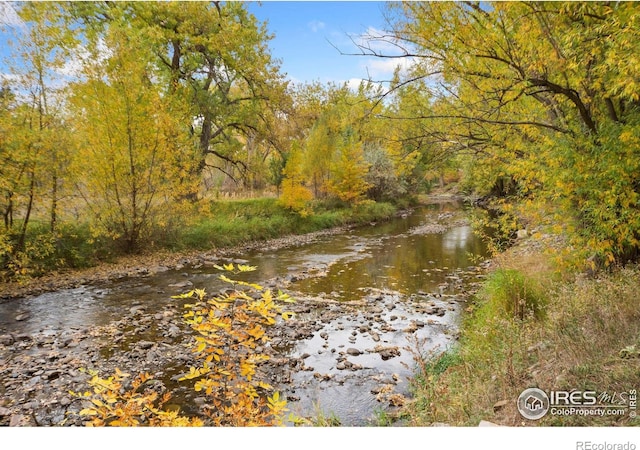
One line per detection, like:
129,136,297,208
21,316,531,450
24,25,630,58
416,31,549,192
71,370,203,427
76,264,295,427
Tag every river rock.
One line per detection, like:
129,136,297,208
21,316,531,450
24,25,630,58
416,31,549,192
346,348,362,356
129,305,145,315
166,325,181,338
371,345,401,360
15,312,31,322
10,414,29,427
0,334,14,345
168,281,193,288
137,341,154,350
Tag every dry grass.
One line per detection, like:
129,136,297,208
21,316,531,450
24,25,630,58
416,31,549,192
403,236,640,427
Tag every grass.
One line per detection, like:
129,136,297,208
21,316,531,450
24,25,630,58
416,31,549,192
402,239,640,426
175,198,397,251
2,197,399,280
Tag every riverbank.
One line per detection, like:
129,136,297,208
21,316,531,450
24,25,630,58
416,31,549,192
401,228,640,426
0,199,406,300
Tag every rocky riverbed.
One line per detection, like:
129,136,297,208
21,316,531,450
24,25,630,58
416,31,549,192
0,201,490,426
0,278,487,426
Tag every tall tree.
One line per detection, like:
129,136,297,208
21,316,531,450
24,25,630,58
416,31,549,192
367,1,640,263
1,2,74,245
114,1,288,191
68,20,197,252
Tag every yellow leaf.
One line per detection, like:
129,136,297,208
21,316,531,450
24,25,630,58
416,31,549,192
219,274,235,284
171,290,196,299
247,325,265,340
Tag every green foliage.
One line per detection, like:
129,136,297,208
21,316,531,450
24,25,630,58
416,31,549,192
468,202,521,256
478,269,546,321
0,222,113,281
549,119,640,266
386,1,640,265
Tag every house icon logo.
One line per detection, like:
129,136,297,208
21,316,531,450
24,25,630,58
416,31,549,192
518,388,550,420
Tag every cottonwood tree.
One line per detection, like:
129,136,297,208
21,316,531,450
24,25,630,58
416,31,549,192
0,2,75,277
362,1,640,264
68,21,197,253
72,1,289,192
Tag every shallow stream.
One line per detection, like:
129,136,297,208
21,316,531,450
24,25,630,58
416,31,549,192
0,202,490,426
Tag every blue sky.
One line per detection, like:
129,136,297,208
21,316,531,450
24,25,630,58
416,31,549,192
0,1,407,88
246,1,403,86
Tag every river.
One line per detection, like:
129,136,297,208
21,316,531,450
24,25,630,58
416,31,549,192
0,201,490,426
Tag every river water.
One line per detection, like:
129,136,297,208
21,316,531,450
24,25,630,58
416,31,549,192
0,201,489,426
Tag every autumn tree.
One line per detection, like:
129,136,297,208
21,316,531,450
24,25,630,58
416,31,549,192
74,1,289,193
326,126,371,205
0,2,77,277
68,19,197,253
369,1,640,264
278,141,313,216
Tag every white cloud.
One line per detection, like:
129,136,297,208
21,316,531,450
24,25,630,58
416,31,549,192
354,26,409,56
0,2,26,30
308,20,325,33
0,72,20,83
362,56,417,79
345,78,365,91
57,38,112,79
342,77,384,93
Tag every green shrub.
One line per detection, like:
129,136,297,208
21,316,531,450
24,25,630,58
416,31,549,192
479,268,546,321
